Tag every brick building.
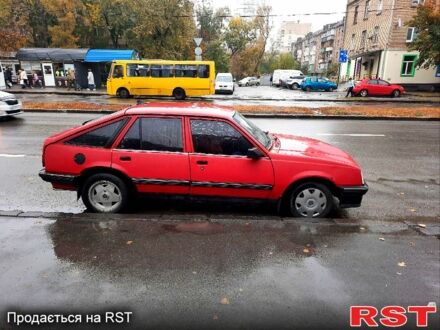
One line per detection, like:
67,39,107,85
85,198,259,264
341,0,440,89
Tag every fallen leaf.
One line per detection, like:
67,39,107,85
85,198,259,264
306,244,311,247
398,262,406,267
213,315,219,320
192,271,197,275
269,252,273,255
409,242,415,247
220,297,230,305
396,272,402,275
418,224,426,228
239,288,243,292
126,240,133,245
399,192,405,195
303,248,310,253
359,227,366,231
379,237,385,241
409,208,416,212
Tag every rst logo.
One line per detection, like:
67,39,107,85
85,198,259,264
350,305,437,327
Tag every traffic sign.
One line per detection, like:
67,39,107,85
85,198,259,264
339,49,348,63
193,38,203,46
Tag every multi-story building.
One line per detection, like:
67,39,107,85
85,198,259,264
316,20,345,74
341,0,440,89
276,21,312,53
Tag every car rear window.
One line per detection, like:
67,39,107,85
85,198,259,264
65,119,127,148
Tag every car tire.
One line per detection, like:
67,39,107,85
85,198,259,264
245,83,249,87
173,88,186,100
256,82,260,86
329,87,334,92
392,90,400,97
82,173,129,213
289,182,334,218
117,88,130,98
293,83,299,90
360,89,368,97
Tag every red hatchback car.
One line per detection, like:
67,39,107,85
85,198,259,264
353,78,405,97
39,103,368,217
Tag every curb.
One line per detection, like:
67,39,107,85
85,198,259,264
1,210,438,236
9,90,440,104
21,109,440,121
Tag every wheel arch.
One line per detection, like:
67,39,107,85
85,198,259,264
77,166,136,199
117,87,130,98
278,176,338,214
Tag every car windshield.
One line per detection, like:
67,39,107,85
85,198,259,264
217,76,232,82
233,112,271,149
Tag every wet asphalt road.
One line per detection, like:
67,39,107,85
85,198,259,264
0,112,438,221
0,112,439,329
0,216,439,329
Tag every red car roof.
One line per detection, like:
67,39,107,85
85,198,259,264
124,102,235,119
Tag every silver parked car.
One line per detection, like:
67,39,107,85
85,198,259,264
238,76,260,87
0,90,22,117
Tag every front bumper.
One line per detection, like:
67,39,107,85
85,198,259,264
39,169,78,185
0,100,23,117
337,183,369,208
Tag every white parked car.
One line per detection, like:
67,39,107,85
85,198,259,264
238,76,260,87
286,75,306,89
272,69,304,87
215,73,234,94
0,90,22,117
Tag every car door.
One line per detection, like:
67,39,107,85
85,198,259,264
111,116,190,195
367,79,379,95
188,118,274,199
378,79,392,95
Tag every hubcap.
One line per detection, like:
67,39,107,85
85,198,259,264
88,180,122,212
293,188,327,217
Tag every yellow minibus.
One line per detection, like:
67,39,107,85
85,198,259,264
107,60,215,99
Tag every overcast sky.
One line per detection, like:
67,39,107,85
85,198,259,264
209,0,347,32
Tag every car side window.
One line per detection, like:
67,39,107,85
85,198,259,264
119,118,183,152
378,80,390,86
66,119,127,148
191,119,252,156
368,79,378,85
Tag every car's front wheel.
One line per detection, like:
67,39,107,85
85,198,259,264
392,89,400,97
289,182,333,218
82,173,129,213
360,89,368,97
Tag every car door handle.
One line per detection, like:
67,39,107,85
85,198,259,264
120,156,131,161
196,160,208,165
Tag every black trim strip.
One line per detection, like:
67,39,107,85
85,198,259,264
39,170,78,185
133,178,190,186
191,181,272,190
133,178,273,190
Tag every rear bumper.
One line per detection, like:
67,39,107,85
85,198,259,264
337,183,368,208
39,169,78,185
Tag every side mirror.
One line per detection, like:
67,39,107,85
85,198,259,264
247,147,264,159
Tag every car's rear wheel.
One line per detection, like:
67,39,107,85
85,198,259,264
117,88,130,98
256,82,260,86
328,87,334,92
82,173,129,213
289,182,333,218
173,88,186,100
392,89,400,97
360,89,368,97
